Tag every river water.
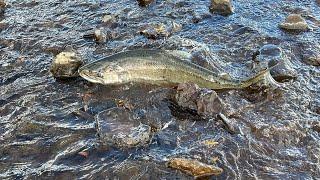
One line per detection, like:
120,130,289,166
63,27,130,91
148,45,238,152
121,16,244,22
0,0,319,179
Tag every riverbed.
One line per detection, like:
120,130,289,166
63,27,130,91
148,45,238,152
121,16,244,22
0,0,319,179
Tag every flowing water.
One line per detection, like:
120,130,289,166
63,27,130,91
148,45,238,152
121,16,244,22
0,0,319,179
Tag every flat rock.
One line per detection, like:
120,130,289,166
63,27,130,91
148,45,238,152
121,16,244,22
167,158,223,178
210,0,233,16
96,107,152,148
50,52,83,78
279,14,309,31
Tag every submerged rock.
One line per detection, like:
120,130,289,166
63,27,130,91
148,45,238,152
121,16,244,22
302,49,320,66
175,83,225,117
83,28,116,43
140,23,169,39
253,44,297,82
140,21,180,39
50,52,83,78
167,158,223,178
209,0,233,16
137,0,154,7
96,107,152,148
279,14,309,31
102,14,117,27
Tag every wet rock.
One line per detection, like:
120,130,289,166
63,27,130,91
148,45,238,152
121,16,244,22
279,14,310,31
253,44,297,82
137,0,154,7
312,123,320,133
155,122,178,149
209,0,233,16
167,158,223,178
83,28,116,43
96,107,152,148
50,52,83,78
0,0,6,15
94,28,107,43
175,83,225,117
302,49,320,66
140,23,169,39
140,22,180,39
102,14,116,26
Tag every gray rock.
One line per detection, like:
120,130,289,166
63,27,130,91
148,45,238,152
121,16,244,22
175,83,225,117
50,52,83,78
96,107,152,148
253,44,297,82
155,125,178,149
279,14,309,31
209,0,233,16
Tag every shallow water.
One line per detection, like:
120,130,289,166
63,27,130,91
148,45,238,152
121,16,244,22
0,0,319,179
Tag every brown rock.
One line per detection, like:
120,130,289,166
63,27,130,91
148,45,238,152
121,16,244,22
279,14,309,31
137,0,154,7
302,50,320,66
175,83,225,116
101,14,117,27
94,28,107,43
0,0,6,14
210,0,233,16
50,52,83,78
167,158,223,178
140,23,170,39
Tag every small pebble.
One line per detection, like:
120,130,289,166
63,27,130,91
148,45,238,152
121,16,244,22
94,28,107,43
279,14,309,31
210,0,233,16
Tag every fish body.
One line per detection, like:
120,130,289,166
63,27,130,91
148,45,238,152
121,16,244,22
78,49,272,89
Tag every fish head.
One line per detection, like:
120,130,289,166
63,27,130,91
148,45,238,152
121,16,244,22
78,62,106,84
78,60,125,85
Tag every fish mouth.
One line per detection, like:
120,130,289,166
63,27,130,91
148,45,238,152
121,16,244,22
78,68,103,84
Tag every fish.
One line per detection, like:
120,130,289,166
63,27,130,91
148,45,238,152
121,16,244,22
78,49,277,89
